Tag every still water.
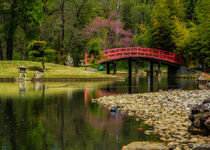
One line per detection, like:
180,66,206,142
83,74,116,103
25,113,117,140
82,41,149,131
0,75,198,150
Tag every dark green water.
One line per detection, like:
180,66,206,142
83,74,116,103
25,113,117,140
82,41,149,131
0,76,198,150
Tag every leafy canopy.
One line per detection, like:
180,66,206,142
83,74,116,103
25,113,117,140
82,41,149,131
27,40,55,62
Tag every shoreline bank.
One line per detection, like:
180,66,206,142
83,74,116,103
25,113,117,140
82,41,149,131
94,90,210,149
0,77,116,82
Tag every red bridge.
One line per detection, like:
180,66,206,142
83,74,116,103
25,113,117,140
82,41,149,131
85,47,182,66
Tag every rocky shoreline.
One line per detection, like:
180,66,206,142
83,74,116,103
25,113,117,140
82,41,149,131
94,90,210,150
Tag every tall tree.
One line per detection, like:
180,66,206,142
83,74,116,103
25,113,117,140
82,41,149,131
182,0,197,21
181,0,210,69
2,0,44,60
0,40,3,60
61,0,65,45
121,0,134,30
6,0,17,60
151,0,185,52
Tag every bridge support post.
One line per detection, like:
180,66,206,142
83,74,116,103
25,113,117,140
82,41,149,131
149,62,153,91
106,63,110,74
113,62,117,75
135,61,139,75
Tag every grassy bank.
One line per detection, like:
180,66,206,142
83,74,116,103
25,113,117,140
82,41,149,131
0,61,115,79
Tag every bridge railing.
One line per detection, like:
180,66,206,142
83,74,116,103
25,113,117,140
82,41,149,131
85,47,182,65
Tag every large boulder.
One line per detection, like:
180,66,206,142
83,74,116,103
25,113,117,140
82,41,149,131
121,142,168,150
188,98,210,135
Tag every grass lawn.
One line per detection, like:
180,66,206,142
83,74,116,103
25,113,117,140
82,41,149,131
0,61,115,78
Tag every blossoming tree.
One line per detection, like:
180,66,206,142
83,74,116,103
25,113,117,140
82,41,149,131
83,12,134,49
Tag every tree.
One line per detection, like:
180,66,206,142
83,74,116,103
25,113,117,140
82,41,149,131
27,41,55,72
5,0,17,60
151,0,185,52
0,2,7,60
181,0,210,69
83,13,134,49
0,0,44,60
0,39,3,60
86,39,103,68
40,0,98,66
182,0,197,21
121,0,155,47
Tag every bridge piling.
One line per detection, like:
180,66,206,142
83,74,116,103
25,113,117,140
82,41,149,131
149,62,154,91
107,63,110,74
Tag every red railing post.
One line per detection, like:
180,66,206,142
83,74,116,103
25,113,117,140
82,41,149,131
85,51,88,65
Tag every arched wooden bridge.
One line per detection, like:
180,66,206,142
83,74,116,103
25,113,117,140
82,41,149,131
85,47,182,66
84,47,183,92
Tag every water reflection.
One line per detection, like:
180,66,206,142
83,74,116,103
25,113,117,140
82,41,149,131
119,74,198,94
0,81,161,150
0,75,199,150
19,81,27,96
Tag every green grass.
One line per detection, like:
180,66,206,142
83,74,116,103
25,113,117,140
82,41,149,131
0,61,116,78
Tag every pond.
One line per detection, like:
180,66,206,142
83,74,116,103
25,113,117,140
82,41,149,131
0,75,198,150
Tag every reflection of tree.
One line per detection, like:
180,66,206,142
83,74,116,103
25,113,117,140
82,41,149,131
0,81,164,150
60,97,64,150
0,95,48,150
6,100,17,150
120,117,160,144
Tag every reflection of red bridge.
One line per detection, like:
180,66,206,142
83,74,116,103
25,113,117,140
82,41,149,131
84,87,116,104
85,47,182,65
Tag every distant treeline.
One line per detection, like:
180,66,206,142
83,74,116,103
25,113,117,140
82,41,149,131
0,0,209,70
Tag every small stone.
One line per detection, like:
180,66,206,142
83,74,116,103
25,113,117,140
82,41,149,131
128,111,134,116
174,146,181,150
136,118,140,122
167,142,175,147
145,130,151,135
189,138,199,143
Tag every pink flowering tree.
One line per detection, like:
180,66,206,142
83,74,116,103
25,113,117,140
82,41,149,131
83,13,134,49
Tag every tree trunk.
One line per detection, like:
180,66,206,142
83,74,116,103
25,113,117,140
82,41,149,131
0,40,3,60
6,0,17,60
61,0,65,46
42,61,46,72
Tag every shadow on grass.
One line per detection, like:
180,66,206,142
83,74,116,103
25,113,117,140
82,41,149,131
28,66,44,72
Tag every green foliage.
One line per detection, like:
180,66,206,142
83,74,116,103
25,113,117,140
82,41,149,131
55,48,68,65
87,39,103,68
151,0,185,51
132,24,152,47
0,0,209,71
180,0,210,69
182,0,197,20
12,52,22,60
87,39,102,57
121,0,134,30
27,40,55,62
